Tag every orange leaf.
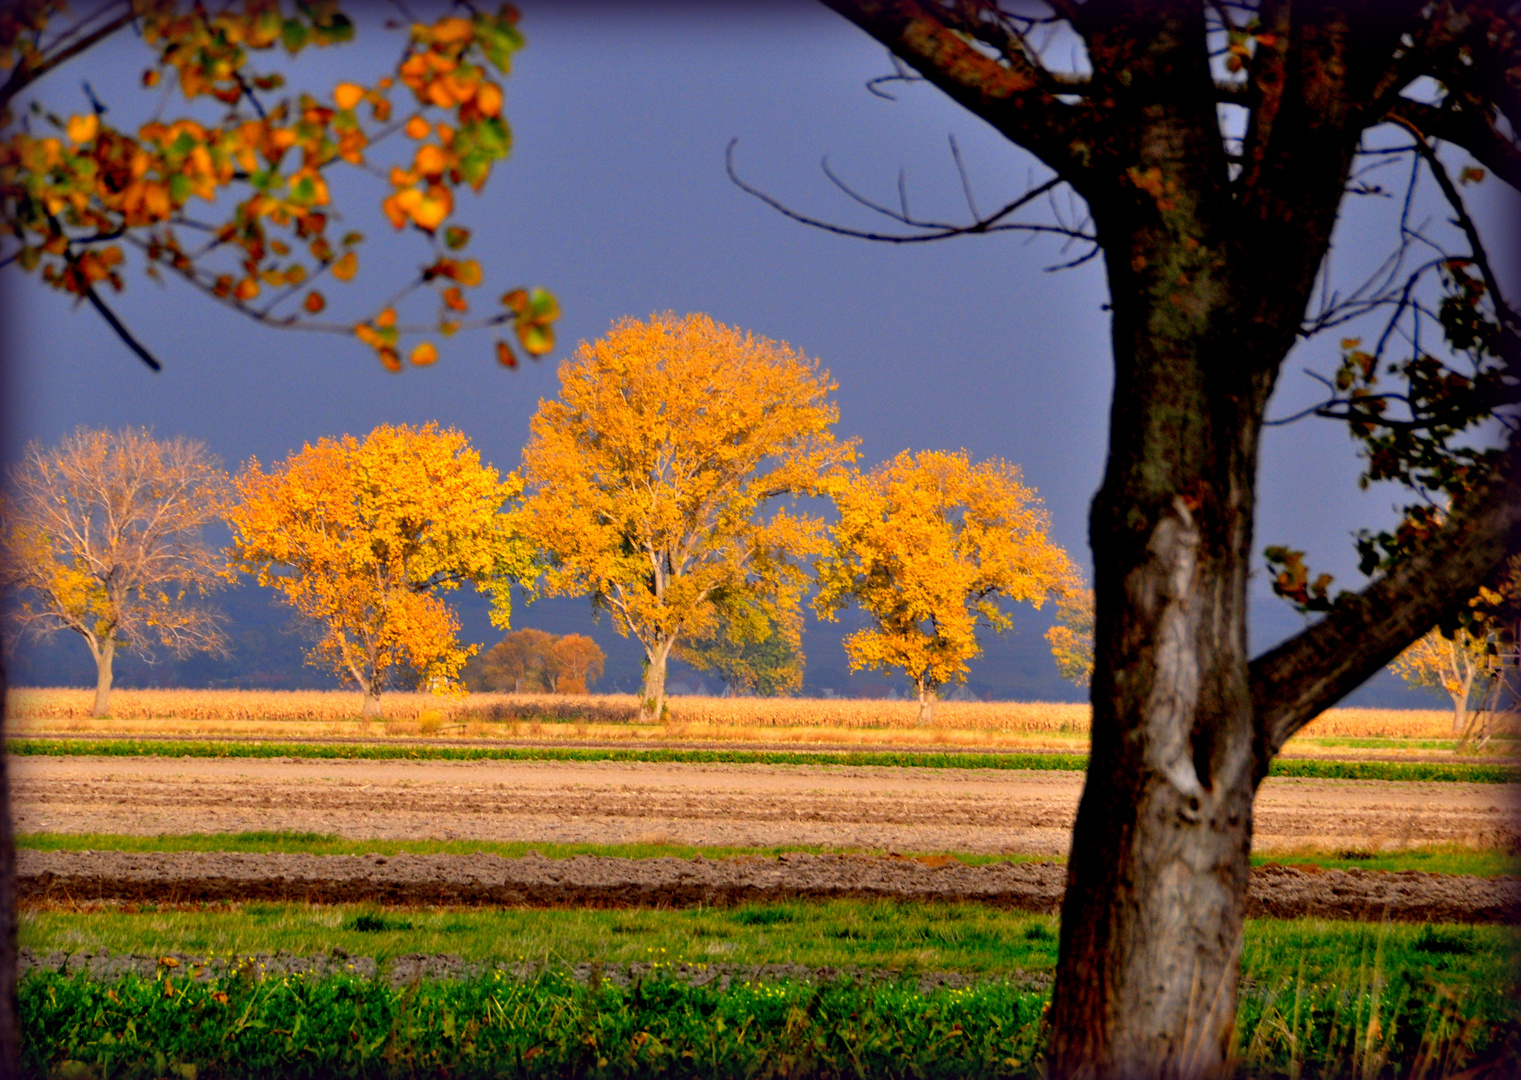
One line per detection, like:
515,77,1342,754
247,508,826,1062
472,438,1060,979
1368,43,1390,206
443,286,469,312
495,339,518,368
334,83,365,111
66,114,99,143
405,115,431,140
304,291,326,313
454,259,482,287
410,341,439,366
376,308,397,328
476,82,503,118
331,251,358,281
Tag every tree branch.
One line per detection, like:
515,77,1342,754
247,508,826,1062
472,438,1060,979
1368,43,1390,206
1250,448,1520,765
82,286,162,371
820,0,1096,179
1388,97,1521,193
0,5,136,118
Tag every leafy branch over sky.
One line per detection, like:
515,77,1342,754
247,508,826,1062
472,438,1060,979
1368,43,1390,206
0,0,558,371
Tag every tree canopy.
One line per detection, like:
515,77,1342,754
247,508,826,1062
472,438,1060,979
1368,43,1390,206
518,312,854,722
816,449,1072,723
226,422,525,715
0,427,228,718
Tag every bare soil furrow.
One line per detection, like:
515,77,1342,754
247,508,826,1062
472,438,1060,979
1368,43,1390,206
17,850,1519,924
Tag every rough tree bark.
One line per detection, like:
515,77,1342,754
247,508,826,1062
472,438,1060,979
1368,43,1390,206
816,1,1520,1076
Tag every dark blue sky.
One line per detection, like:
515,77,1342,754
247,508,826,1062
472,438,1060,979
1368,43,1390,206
5,1,1512,703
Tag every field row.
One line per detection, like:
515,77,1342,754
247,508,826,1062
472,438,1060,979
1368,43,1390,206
12,737,1518,782
10,687,1503,740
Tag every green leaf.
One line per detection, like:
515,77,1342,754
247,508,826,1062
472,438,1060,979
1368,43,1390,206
281,19,311,52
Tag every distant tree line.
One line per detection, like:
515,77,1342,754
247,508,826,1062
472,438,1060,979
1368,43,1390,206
4,312,1511,730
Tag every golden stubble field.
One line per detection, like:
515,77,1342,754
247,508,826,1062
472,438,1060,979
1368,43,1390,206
6,687,1506,752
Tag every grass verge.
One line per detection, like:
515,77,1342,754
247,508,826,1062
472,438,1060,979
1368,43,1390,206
18,832,1521,877
11,737,1519,782
21,908,1520,1079
19,901,1517,986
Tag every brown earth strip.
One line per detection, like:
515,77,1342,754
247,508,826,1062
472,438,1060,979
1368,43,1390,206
17,850,1520,924
13,756,1520,855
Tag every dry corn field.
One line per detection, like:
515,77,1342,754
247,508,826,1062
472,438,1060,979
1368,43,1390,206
7,687,1511,744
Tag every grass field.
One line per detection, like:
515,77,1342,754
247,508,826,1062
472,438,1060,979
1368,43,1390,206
12,736,1518,782
20,901,1517,982
11,687,1513,745
21,905,1519,1078
18,832,1521,877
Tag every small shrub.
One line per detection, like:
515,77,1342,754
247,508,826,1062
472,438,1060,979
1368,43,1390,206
343,913,413,933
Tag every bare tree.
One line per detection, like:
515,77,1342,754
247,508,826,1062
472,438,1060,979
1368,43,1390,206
736,2,1520,1075
0,428,229,717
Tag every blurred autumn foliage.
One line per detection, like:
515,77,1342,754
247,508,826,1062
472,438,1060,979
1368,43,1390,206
0,0,557,371
815,450,1073,725
226,423,529,716
518,312,854,723
464,628,605,694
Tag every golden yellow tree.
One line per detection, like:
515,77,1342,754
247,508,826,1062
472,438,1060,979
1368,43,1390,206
817,450,1072,724
1389,629,1491,737
0,428,229,718
227,422,525,716
519,312,852,722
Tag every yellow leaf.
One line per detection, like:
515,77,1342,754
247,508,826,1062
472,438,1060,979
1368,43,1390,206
331,252,358,281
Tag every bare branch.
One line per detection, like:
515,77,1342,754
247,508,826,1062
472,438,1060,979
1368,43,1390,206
0,3,135,117
81,286,162,372
820,0,1098,179
728,139,1093,248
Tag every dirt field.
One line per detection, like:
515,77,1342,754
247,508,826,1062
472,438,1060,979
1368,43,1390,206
13,755,1519,856
17,850,1519,923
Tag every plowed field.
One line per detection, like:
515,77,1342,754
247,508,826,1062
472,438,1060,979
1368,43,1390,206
14,755,1519,855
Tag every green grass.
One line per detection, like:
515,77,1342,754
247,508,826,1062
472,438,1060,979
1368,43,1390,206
19,906,1520,1078
22,900,1519,1078
12,737,1519,782
19,901,1519,987
23,962,1519,1080
20,832,1519,876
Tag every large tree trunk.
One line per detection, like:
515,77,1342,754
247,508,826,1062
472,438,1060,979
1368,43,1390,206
91,637,115,719
639,639,673,723
360,689,382,720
